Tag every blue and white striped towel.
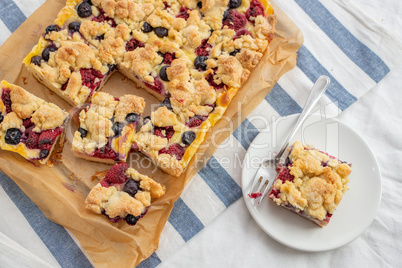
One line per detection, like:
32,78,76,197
0,0,401,267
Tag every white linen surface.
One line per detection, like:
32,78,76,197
0,0,401,267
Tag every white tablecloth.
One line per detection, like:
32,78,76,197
0,0,401,267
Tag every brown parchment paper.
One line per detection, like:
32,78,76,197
0,0,303,267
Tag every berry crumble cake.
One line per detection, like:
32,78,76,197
0,80,68,164
268,141,352,227
24,0,276,176
85,162,166,225
72,91,145,164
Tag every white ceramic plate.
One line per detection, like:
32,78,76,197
241,113,382,252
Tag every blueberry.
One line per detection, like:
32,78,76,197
112,122,125,136
78,127,87,138
39,149,49,159
223,9,230,20
77,1,92,18
197,1,202,8
123,179,140,197
0,115,3,123
42,45,58,62
126,214,140,225
125,113,139,123
5,128,22,145
154,27,168,38
107,64,117,73
31,56,42,66
68,21,81,33
182,131,196,145
160,97,172,110
45,25,60,35
96,34,105,40
143,116,151,125
142,22,153,33
229,0,242,9
159,66,169,81
194,56,207,71
229,49,240,56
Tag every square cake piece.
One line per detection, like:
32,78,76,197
85,162,166,225
0,80,68,164
268,141,352,227
72,92,145,164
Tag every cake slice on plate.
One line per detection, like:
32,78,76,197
0,80,68,164
268,141,352,227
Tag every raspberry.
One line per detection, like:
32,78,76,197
205,73,224,90
176,7,191,20
92,8,116,27
248,192,262,199
92,142,119,160
158,143,186,160
61,81,68,91
22,118,34,129
222,10,246,31
80,68,104,93
163,1,170,9
24,130,40,149
277,167,294,182
187,115,208,128
269,189,280,198
101,162,129,187
195,39,212,57
125,39,145,52
233,29,251,40
1,89,11,114
145,78,164,95
38,128,62,148
162,52,176,64
246,0,265,22
153,126,174,140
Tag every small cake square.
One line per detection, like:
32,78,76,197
268,141,352,227
72,92,145,164
85,163,166,225
0,81,68,164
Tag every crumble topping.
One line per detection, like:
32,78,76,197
271,141,351,221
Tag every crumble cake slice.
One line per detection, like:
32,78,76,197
268,141,352,227
85,162,166,225
0,81,68,164
72,91,145,164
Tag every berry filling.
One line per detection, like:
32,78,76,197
158,143,186,160
176,7,191,20
92,140,119,161
153,126,174,140
1,88,12,113
186,115,208,128
233,29,252,39
222,10,246,31
205,73,224,90
80,68,104,93
160,52,176,65
92,8,116,27
163,1,171,9
145,78,165,95
125,39,145,52
23,129,40,149
100,162,129,187
276,165,295,182
248,192,262,199
246,0,265,22
38,128,63,149
61,81,68,91
195,39,212,57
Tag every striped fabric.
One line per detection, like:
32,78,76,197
0,0,399,267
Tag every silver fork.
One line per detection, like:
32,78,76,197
249,75,331,204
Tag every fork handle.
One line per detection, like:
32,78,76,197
275,75,330,160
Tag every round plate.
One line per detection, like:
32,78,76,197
241,113,382,252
